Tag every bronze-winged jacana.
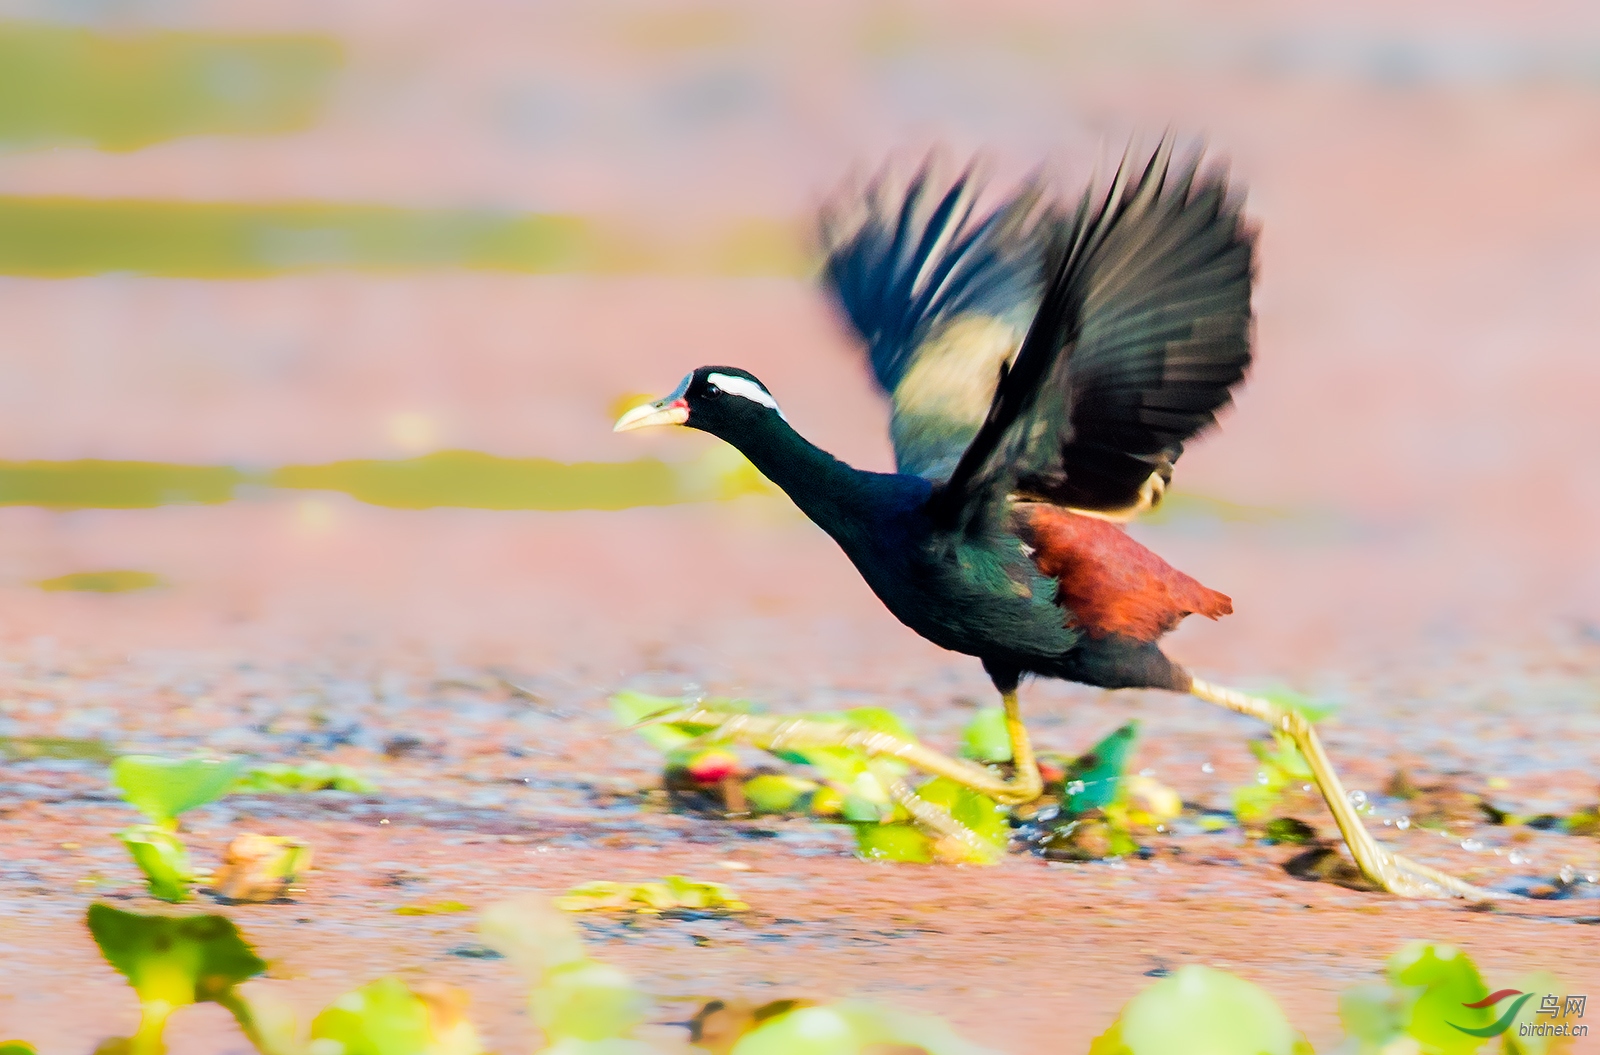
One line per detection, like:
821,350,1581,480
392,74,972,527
615,134,1491,900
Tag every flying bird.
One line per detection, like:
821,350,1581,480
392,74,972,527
615,134,1489,899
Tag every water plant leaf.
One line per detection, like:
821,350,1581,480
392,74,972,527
1386,942,1494,1055
482,903,652,1043
1086,965,1312,1055
236,761,376,794
854,822,933,864
117,825,193,902
1259,688,1339,725
309,977,482,1055
610,691,752,753
960,707,1012,763
479,896,588,981
916,777,1009,861
1061,723,1139,816
1109,774,1183,833
533,960,650,1043
86,903,267,1054
731,1000,996,1055
743,773,818,814
555,876,746,914
112,755,246,828
394,900,471,916
211,834,312,903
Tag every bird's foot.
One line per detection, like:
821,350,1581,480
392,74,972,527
1188,678,1512,902
1340,824,1507,901
644,706,1042,806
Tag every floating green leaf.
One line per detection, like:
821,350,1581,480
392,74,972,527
117,825,193,902
1259,687,1339,724
479,896,588,981
1387,943,1495,1055
86,903,267,1055
743,773,818,814
1061,722,1139,815
1087,965,1313,1055
112,755,246,828
394,900,472,916
555,876,747,914
533,960,650,1043
235,761,375,794
610,690,734,753
309,977,481,1055
731,1000,993,1055
854,822,933,864
960,707,1012,763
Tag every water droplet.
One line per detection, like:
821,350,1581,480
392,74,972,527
1256,772,1270,785
1200,762,1214,774
1508,850,1529,866
1559,864,1576,885
1461,837,1484,852
1383,818,1393,826
1347,790,1368,809
1395,816,1410,829
1302,784,1313,792
1139,768,1155,777
1065,779,1085,795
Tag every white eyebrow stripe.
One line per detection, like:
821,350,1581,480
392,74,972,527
708,372,787,420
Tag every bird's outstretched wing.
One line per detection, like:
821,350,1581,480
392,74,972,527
820,160,1056,481
929,134,1255,530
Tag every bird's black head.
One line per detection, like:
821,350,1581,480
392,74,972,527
612,366,787,441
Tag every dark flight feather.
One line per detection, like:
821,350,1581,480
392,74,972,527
929,134,1255,529
820,158,1056,480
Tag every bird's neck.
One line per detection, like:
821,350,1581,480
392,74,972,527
718,418,893,542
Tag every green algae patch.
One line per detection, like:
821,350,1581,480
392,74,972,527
0,459,244,509
271,450,682,511
34,569,166,593
273,447,769,510
0,449,770,511
0,735,114,762
0,23,341,151
0,198,598,277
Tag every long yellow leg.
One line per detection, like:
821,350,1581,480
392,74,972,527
662,690,1043,806
1189,678,1506,901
